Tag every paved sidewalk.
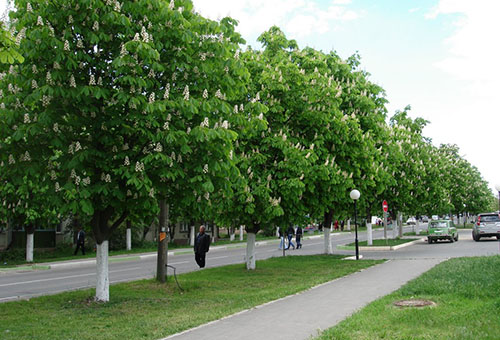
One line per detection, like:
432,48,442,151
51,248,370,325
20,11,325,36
162,258,443,340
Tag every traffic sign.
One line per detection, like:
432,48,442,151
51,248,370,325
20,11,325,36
382,200,388,212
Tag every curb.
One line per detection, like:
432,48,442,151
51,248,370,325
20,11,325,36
337,238,424,251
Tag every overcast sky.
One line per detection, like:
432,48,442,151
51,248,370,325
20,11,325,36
2,0,499,192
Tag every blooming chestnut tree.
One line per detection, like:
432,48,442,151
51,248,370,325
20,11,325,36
0,0,250,301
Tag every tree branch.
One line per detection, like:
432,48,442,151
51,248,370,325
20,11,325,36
109,211,128,234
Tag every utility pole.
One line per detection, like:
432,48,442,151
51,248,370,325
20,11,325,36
156,199,167,283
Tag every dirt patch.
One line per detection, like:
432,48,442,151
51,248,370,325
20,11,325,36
393,299,436,308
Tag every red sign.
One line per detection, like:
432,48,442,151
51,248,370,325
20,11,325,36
382,200,388,212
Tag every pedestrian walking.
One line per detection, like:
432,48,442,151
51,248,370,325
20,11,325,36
334,220,339,231
278,227,285,249
194,225,211,268
296,226,303,249
286,225,295,250
74,227,85,255
340,220,345,231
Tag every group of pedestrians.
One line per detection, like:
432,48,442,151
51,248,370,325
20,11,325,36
279,225,303,250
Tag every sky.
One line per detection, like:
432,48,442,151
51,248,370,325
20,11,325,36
190,0,500,193
1,0,499,192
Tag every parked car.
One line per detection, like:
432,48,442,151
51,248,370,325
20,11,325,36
421,216,429,223
406,217,416,225
303,225,317,233
427,220,458,243
472,212,500,241
431,215,439,220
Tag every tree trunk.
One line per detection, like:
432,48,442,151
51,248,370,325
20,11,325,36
246,232,256,270
230,226,235,241
323,209,334,254
95,240,109,302
156,199,167,283
91,207,127,302
25,224,35,263
239,225,244,241
366,205,372,246
190,225,195,246
126,220,132,251
398,211,403,238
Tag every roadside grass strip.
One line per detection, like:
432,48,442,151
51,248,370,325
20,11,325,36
338,238,420,251
315,255,500,340
0,255,382,340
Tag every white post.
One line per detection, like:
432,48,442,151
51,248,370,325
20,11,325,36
126,227,131,251
367,222,373,246
95,240,109,302
347,219,351,231
246,232,256,270
26,233,34,262
323,227,332,254
190,226,195,246
239,225,244,241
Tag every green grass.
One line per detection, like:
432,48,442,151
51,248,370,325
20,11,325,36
315,255,500,340
345,238,419,247
0,255,382,340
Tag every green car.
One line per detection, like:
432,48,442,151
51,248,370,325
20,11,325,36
427,220,458,243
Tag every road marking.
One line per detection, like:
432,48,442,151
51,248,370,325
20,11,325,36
0,267,142,288
0,273,94,287
169,261,189,265
109,266,142,273
0,296,19,301
209,256,229,260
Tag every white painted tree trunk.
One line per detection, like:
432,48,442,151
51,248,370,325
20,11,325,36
239,225,244,241
126,228,131,251
246,232,256,270
416,219,420,235
230,231,235,242
347,219,351,231
276,226,280,237
398,212,403,238
26,233,34,262
323,228,332,254
95,240,109,302
366,222,373,245
190,226,195,246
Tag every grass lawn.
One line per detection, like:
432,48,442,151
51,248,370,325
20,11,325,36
0,255,382,340
345,238,419,247
315,255,500,340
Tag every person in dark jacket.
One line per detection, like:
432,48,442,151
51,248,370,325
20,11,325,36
286,225,295,250
74,227,85,255
296,226,303,249
278,227,285,250
194,225,211,268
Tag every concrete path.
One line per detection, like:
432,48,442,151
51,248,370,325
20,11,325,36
162,258,443,340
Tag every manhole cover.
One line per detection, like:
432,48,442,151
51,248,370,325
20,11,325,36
393,299,436,308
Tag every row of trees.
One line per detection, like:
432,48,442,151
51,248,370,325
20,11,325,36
0,0,494,301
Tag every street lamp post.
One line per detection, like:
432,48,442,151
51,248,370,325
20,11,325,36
350,189,361,260
495,184,500,212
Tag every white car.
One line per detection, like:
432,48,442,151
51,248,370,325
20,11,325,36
406,217,416,225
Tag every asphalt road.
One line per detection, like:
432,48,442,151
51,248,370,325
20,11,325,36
1,226,499,303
